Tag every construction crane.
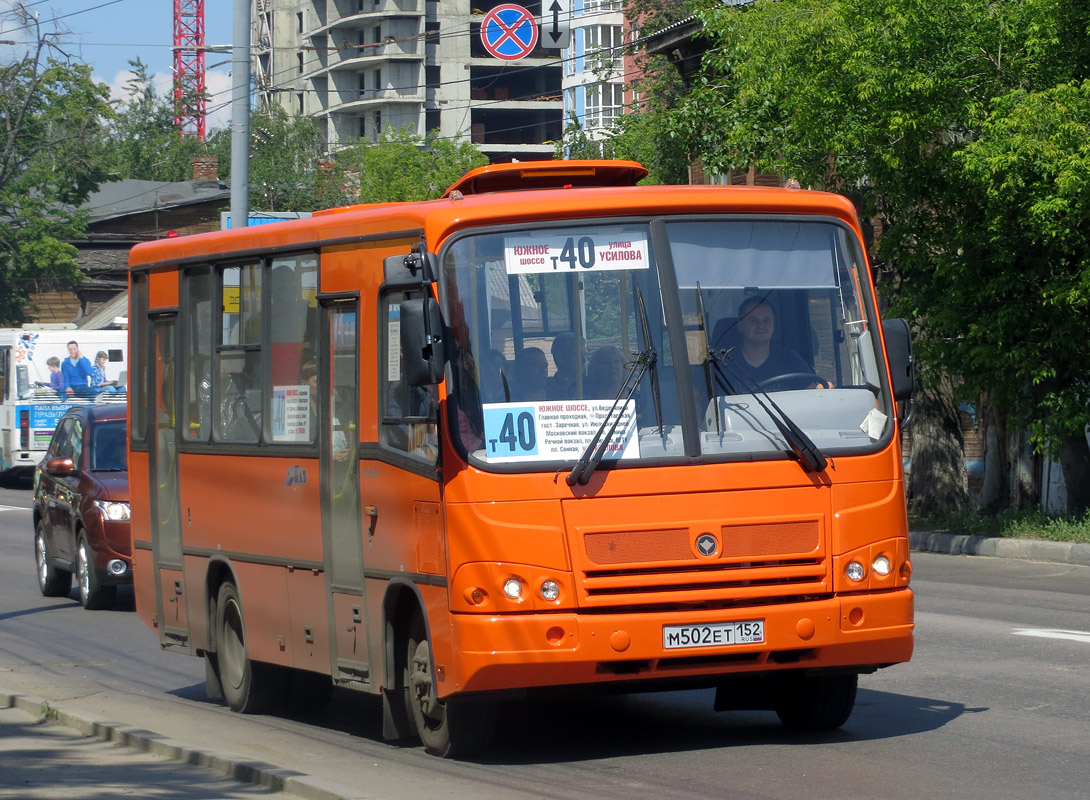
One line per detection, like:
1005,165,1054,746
172,0,206,140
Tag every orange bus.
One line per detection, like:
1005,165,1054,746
127,160,915,757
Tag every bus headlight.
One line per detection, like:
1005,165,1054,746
93,500,131,521
845,561,866,582
872,555,892,576
540,580,560,602
502,578,523,600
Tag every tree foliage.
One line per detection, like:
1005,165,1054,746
556,110,690,185
334,127,488,203
100,60,216,182
243,106,335,211
0,10,113,325
669,0,1090,511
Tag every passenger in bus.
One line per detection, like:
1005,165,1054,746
34,356,65,395
724,297,825,391
547,332,583,400
480,349,510,404
301,361,351,460
512,347,548,401
91,351,123,395
584,345,629,398
62,340,95,398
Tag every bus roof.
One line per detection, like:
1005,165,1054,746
128,163,862,270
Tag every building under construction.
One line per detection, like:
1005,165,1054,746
252,0,572,161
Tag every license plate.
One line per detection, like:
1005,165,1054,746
662,620,765,650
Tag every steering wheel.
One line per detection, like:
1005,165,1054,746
757,372,828,391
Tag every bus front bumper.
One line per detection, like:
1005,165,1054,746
444,589,913,696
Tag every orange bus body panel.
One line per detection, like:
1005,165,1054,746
128,172,912,736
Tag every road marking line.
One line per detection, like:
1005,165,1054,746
1013,628,1090,644
0,504,31,512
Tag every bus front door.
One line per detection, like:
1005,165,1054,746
320,300,371,687
148,316,188,651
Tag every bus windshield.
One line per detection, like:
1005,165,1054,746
442,216,890,470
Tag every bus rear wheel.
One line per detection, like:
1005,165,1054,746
216,582,285,714
773,672,858,731
405,613,495,758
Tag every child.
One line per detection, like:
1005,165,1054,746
91,350,123,395
35,356,66,395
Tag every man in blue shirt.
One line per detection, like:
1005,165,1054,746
62,340,94,398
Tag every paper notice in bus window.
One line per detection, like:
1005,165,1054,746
480,399,639,463
272,385,311,441
504,231,650,275
387,309,401,383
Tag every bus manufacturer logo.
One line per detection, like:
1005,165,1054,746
695,534,718,557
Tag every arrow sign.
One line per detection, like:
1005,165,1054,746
542,0,570,50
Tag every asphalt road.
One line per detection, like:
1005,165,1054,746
2,483,1089,800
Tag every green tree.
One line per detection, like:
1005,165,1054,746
101,59,213,182
555,111,689,185
247,106,335,211
335,127,488,203
0,9,113,325
670,0,1090,513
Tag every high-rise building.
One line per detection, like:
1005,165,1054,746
562,0,627,141
253,0,566,162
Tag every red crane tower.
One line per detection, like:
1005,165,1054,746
173,0,206,140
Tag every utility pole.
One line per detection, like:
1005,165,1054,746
230,0,251,228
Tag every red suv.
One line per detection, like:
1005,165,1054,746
33,403,130,610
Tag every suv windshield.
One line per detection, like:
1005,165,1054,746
91,420,127,471
441,216,891,471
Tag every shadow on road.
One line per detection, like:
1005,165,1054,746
167,679,983,766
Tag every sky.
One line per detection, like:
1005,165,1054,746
1,0,235,129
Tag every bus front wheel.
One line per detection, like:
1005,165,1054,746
216,582,284,714
405,613,495,758
773,671,858,731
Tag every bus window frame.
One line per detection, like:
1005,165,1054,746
377,286,440,472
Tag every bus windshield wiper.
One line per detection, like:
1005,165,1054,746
568,286,661,486
705,349,827,473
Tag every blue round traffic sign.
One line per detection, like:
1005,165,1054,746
481,4,539,61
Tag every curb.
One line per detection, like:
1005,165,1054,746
910,530,1090,567
0,690,363,800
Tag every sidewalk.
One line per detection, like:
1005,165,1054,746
909,530,1090,567
2,533,1086,800
0,692,358,800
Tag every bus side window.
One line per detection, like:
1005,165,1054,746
379,291,438,462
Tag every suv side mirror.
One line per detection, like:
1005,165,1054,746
44,456,76,476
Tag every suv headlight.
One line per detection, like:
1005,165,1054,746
93,500,130,521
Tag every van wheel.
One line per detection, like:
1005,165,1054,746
773,672,857,731
77,535,116,610
405,612,495,758
216,582,284,714
35,522,71,598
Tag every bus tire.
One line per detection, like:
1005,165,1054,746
77,534,116,610
405,612,495,758
216,582,285,714
773,672,857,731
35,521,71,598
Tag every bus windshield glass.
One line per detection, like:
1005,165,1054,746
442,216,889,469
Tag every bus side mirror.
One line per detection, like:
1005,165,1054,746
883,318,914,402
384,250,438,287
400,297,446,386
